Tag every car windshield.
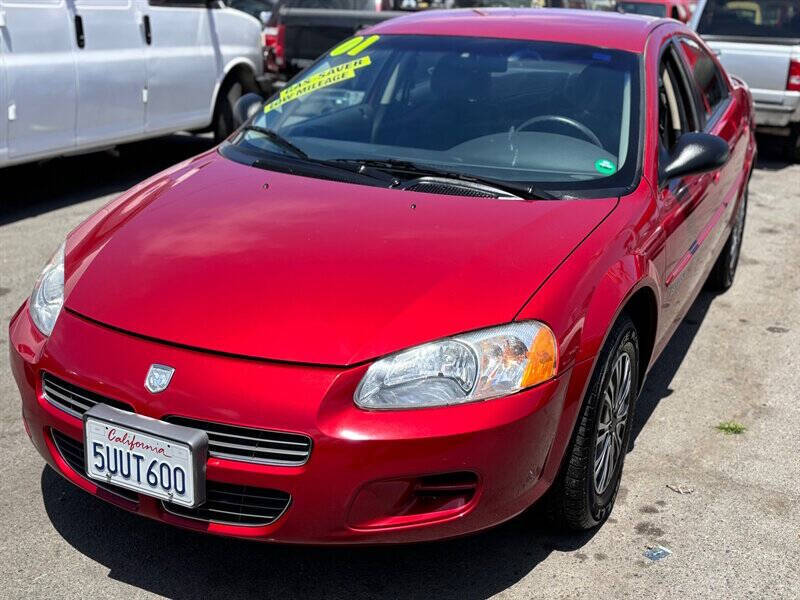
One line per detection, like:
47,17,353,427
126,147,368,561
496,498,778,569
233,35,641,193
697,0,800,38
617,2,668,17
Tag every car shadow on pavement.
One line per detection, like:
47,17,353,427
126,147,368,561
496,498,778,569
41,466,595,600
0,134,215,226
629,290,717,447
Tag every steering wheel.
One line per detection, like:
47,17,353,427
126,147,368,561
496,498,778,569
517,115,603,148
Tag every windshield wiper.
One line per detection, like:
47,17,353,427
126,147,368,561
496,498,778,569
241,125,310,160
243,132,398,186
333,158,559,200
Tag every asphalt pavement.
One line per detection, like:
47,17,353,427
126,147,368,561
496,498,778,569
1,134,798,599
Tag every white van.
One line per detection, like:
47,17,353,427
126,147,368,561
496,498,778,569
0,0,265,168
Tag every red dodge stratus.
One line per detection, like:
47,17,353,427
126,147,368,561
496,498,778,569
10,9,755,543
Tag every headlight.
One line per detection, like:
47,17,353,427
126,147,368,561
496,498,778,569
354,321,558,410
29,242,65,336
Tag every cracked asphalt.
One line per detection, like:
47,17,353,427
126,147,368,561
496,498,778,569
1,134,798,599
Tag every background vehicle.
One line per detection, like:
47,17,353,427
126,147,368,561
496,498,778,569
263,0,401,86
226,0,277,24
691,0,800,160
0,0,264,168
616,0,692,21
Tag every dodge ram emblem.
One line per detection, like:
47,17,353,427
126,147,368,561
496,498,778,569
145,364,175,393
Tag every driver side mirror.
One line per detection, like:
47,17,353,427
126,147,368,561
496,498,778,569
660,132,730,183
233,93,264,129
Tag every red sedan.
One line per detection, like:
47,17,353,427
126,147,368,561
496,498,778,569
9,9,755,543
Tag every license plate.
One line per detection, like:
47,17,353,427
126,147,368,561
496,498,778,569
84,404,207,507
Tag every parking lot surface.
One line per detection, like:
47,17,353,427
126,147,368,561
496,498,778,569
1,135,798,599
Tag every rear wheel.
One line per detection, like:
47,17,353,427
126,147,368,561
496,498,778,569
547,314,639,531
707,182,748,292
784,127,800,163
213,79,244,143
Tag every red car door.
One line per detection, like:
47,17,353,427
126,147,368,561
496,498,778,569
675,35,747,275
656,40,717,334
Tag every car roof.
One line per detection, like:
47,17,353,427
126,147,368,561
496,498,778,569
368,8,673,54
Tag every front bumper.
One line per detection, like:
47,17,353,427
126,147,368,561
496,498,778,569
9,304,574,544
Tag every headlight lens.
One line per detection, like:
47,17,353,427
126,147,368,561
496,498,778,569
354,321,558,410
29,242,66,336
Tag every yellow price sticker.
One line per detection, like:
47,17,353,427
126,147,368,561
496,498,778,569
329,35,380,57
264,55,372,113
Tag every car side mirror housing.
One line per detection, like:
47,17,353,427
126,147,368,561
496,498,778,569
233,93,265,129
660,132,730,183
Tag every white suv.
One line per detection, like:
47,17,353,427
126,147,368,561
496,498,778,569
0,0,265,168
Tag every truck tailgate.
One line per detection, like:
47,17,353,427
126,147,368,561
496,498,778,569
705,39,797,104
280,8,402,70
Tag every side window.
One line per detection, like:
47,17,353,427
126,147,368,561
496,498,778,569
148,1,214,7
658,46,698,152
677,37,730,122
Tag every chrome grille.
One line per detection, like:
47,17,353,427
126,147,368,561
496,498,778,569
164,416,312,467
51,429,139,502
42,373,132,418
162,482,291,526
42,373,312,467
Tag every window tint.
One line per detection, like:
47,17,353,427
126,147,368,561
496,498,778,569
149,0,212,6
616,2,668,18
236,35,642,191
697,0,800,39
677,37,729,121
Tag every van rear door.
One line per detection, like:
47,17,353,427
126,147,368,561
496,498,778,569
0,0,78,162
72,1,147,147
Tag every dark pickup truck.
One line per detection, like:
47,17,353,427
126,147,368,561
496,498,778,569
263,0,404,87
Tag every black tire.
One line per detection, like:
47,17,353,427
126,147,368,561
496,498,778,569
783,127,800,164
707,182,748,292
213,79,244,143
547,313,640,531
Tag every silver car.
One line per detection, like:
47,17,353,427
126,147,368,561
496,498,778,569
691,0,800,160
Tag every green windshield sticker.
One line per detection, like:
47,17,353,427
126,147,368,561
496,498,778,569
330,35,380,57
594,159,617,175
264,55,372,113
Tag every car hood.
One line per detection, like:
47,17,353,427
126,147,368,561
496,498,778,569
64,152,617,366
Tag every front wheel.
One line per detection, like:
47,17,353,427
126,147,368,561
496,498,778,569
546,314,639,531
212,80,244,143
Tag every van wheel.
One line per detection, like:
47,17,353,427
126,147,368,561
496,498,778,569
707,183,747,292
213,80,243,143
546,314,639,531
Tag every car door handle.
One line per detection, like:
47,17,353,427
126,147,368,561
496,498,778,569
74,14,85,49
143,15,152,45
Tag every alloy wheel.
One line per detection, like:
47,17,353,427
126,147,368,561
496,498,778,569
593,352,632,495
728,193,746,275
